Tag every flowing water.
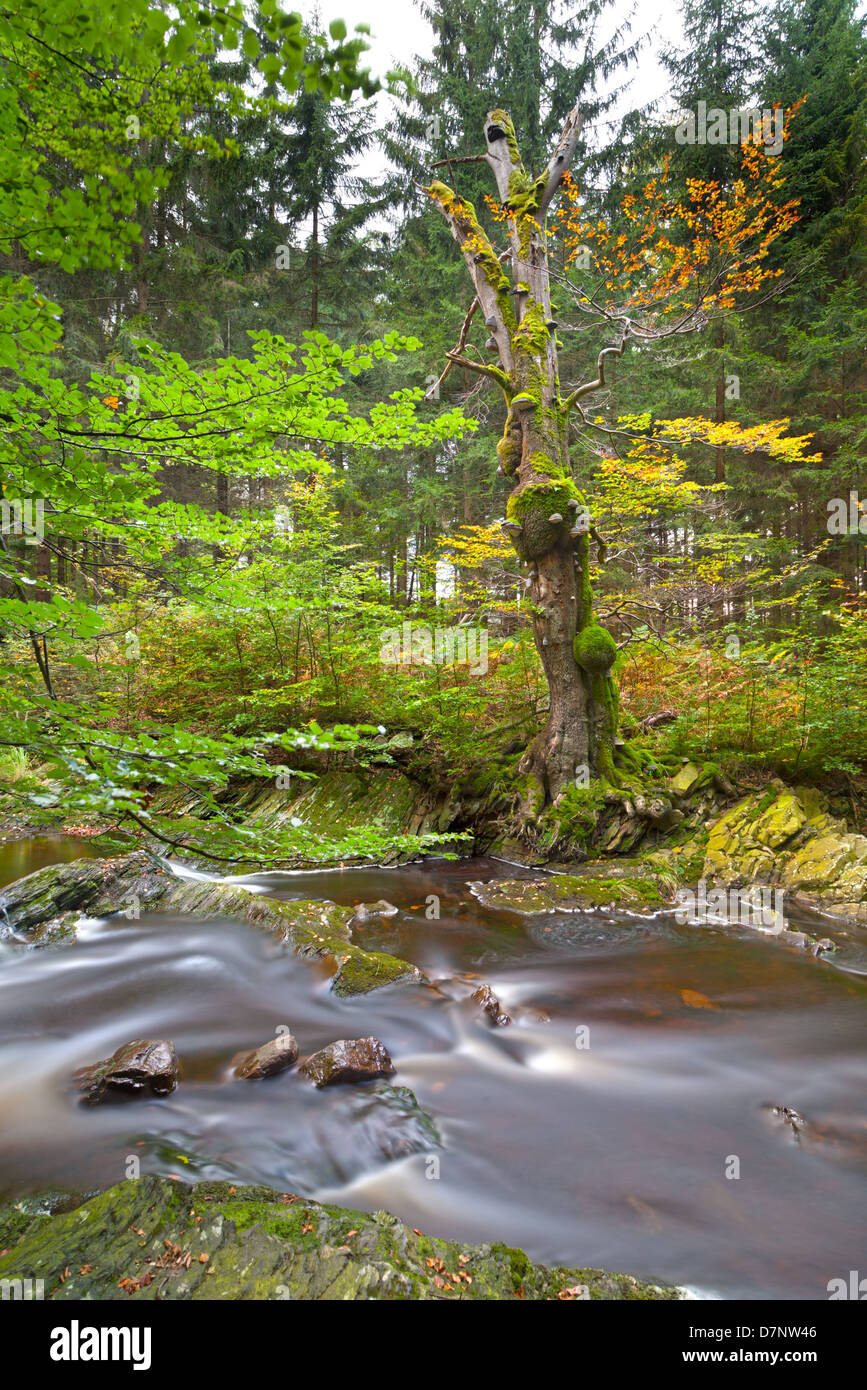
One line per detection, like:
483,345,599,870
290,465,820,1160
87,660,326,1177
0,843,866,1300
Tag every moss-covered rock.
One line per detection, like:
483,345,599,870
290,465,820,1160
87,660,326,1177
0,853,425,997
239,768,443,846
703,787,867,924
0,1176,680,1300
468,860,672,914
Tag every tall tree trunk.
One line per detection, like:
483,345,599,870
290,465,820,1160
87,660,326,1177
311,202,319,329
425,105,619,803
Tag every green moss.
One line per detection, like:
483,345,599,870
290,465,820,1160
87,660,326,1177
506,478,580,560
506,479,578,522
0,1176,680,1301
527,450,568,480
589,671,619,783
752,787,779,818
0,1196,57,1253
425,180,515,329
331,947,419,997
513,300,549,355
542,782,609,849
471,866,669,913
574,623,618,674
488,109,522,166
507,169,532,202
497,429,522,475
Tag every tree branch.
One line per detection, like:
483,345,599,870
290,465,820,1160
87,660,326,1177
445,351,510,393
425,297,479,400
538,103,584,218
564,329,630,411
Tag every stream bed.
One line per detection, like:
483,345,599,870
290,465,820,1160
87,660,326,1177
0,844,865,1299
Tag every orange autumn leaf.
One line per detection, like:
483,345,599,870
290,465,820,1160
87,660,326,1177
680,988,719,1010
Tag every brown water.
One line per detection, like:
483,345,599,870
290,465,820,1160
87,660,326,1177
0,843,866,1299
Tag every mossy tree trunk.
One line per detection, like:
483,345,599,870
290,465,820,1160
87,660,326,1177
424,106,619,805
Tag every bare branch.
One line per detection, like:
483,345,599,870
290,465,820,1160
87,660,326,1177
564,328,630,411
431,155,489,169
425,297,479,400
538,103,584,219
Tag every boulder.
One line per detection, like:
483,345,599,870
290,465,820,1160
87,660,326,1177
298,1037,395,1088
230,1033,298,1080
702,787,867,925
74,1040,178,1106
0,1175,681,1300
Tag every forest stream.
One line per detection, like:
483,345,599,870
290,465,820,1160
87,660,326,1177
1,838,865,1301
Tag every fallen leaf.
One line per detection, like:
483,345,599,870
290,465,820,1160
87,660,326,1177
680,988,719,1010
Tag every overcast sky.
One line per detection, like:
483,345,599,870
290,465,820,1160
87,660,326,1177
311,0,683,175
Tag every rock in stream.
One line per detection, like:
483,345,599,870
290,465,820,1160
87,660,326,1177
74,1040,179,1106
298,1037,396,1088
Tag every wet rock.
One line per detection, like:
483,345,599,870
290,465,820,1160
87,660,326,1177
0,1175,682,1300
471,983,512,1027
431,975,547,1025
352,1081,440,1161
703,786,867,925
0,851,172,937
468,861,670,915
298,1037,396,1088
346,900,399,928
230,1033,298,1080
771,1104,807,1133
74,1040,178,1106
0,852,425,997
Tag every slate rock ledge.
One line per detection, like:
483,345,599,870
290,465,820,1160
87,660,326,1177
0,852,424,996
0,1176,681,1301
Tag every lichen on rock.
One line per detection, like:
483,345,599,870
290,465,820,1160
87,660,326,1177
0,1175,680,1300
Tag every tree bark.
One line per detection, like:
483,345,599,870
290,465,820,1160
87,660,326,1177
425,105,619,804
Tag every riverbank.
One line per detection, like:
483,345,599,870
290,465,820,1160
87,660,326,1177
0,1176,680,1300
